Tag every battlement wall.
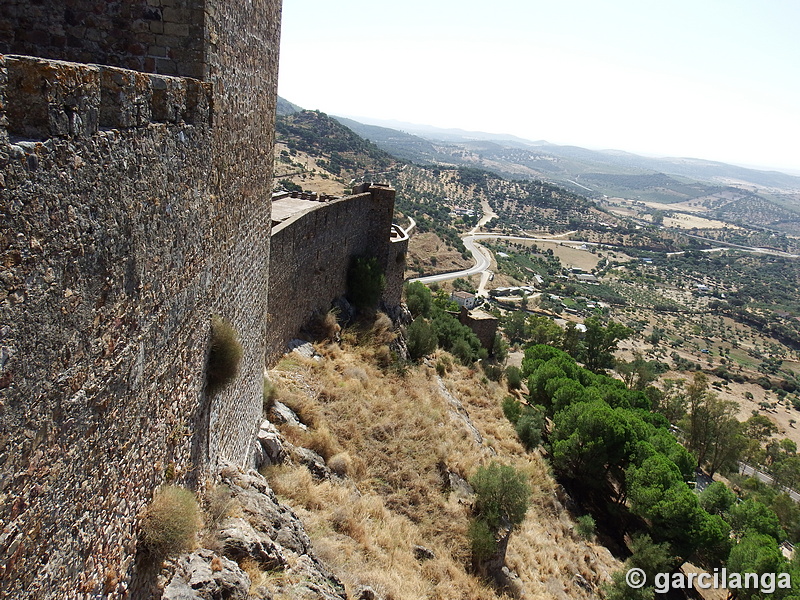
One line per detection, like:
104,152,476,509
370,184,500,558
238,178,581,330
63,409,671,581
266,186,406,366
2,54,212,142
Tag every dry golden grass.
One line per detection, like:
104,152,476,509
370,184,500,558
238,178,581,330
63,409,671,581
264,336,622,599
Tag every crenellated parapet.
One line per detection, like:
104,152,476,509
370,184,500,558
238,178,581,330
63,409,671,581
1,54,212,141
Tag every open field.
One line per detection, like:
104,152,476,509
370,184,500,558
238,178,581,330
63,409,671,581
514,240,602,272
273,142,348,196
405,231,472,280
662,213,741,230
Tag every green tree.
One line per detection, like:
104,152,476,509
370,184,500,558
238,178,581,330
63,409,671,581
560,321,583,358
506,366,523,391
726,533,790,600
683,373,746,475
502,396,522,424
406,318,437,360
602,571,654,600
526,315,562,346
727,499,785,542
516,406,545,450
469,462,531,574
745,413,779,443
492,333,508,361
698,481,736,516
627,533,675,581
502,311,528,344
404,281,432,318
582,318,632,373
627,455,730,562
551,401,636,489
470,462,531,531
617,353,658,391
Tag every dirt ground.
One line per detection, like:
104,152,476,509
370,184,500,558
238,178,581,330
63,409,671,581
405,231,473,280
273,142,348,196
514,240,602,272
662,213,740,230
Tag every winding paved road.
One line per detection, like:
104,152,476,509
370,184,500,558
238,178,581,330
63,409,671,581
408,205,798,286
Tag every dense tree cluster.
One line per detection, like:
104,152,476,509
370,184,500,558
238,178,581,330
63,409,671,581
498,335,800,598
404,282,487,364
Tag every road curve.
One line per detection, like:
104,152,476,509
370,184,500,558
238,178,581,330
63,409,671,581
410,236,493,284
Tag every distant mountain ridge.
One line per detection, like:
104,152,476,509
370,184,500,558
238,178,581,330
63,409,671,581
344,115,800,192
276,97,800,232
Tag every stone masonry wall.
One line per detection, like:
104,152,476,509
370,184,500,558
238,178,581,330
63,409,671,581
0,0,280,596
0,0,206,78
266,186,404,366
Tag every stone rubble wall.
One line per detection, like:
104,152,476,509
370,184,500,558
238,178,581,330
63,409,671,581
0,0,281,594
0,0,207,78
266,186,406,366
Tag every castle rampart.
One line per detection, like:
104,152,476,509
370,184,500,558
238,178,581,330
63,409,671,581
265,184,407,366
0,0,281,596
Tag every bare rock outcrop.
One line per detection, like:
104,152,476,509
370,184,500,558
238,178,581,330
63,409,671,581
163,550,249,600
161,465,345,600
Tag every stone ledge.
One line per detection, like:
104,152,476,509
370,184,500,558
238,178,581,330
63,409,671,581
1,54,213,140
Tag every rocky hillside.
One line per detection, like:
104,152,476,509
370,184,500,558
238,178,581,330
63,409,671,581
276,110,397,181
255,324,621,600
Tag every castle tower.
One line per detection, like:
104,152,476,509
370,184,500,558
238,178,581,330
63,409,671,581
0,1,281,597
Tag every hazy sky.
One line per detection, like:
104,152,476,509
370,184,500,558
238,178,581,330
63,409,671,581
278,1,800,173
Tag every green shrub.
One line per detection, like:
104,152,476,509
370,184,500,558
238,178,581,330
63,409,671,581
483,362,504,382
468,518,497,562
470,462,531,531
502,396,522,424
407,318,437,360
140,486,201,558
347,255,386,311
515,407,544,450
451,338,475,366
405,281,432,318
575,514,596,540
506,366,523,390
263,376,278,413
207,315,243,393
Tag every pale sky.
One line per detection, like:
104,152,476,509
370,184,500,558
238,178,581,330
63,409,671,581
278,1,800,173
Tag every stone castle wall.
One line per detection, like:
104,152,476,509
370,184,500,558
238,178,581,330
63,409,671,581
266,185,407,366
0,0,281,596
0,0,206,78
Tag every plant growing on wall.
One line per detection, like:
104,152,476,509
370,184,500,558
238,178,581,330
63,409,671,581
139,485,201,559
206,315,243,393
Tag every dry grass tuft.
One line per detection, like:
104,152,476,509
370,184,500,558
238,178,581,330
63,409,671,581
327,451,352,477
207,316,243,393
139,485,201,559
276,390,322,428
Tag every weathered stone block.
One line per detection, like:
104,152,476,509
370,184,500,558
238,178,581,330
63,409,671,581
5,55,100,139
185,78,212,125
155,57,179,75
99,66,152,128
150,72,185,121
163,22,190,37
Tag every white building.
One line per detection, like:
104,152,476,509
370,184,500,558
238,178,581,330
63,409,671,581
451,291,477,310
